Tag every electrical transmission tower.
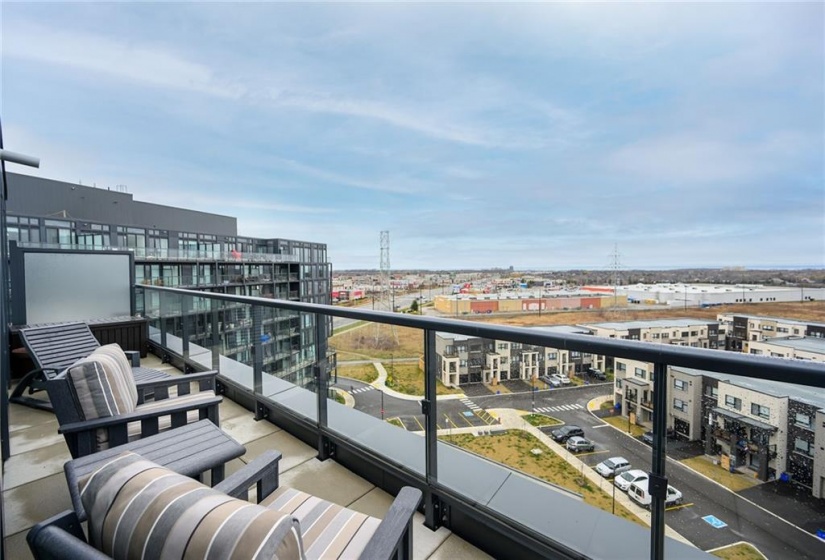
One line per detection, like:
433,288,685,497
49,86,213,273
609,243,623,309
376,231,398,344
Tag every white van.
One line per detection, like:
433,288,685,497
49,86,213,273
628,479,683,509
614,469,648,492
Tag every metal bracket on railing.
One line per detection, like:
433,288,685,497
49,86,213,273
255,401,269,421
425,493,450,530
648,473,668,499
317,436,336,461
420,399,430,415
215,380,226,395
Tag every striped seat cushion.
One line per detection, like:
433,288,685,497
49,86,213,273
67,354,138,421
261,487,381,559
92,344,138,404
80,452,305,560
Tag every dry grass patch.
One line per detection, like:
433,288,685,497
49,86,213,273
330,323,424,360
710,542,767,560
602,415,647,437
682,456,762,492
385,362,461,396
337,363,379,384
441,431,644,526
521,413,562,427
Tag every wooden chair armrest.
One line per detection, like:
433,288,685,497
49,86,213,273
358,486,422,560
214,449,282,502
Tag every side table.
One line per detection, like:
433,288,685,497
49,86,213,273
64,420,245,521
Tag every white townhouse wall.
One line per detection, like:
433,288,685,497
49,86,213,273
718,381,789,474
614,358,656,424
668,368,703,441
814,410,825,498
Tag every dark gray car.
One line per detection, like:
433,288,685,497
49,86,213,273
551,425,584,443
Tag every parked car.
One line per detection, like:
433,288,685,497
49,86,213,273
641,431,655,445
544,375,562,387
566,436,595,453
628,479,683,509
614,469,648,492
588,368,607,381
595,457,632,478
550,425,584,443
557,374,572,385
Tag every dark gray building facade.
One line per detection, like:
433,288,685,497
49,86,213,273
6,172,331,386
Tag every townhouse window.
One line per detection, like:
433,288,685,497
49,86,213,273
661,333,669,339
725,395,742,410
459,360,467,367
652,333,660,339
794,438,813,456
673,379,687,391
616,379,623,389
751,403,770,419
547,352,557,360
634,367,646,379
681,331,689,338
795,413,812,429
673,398,687,412
617,362,627,372
497,343,508,350
690,331,698,336
707,386,719,398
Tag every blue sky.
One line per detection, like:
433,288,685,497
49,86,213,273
2,2,823,270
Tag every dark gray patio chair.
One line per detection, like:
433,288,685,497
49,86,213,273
44,348,221,458
27,450,423,560
11,322,171,411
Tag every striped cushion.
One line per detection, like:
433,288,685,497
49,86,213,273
261,487,381,559
80,452,305,560
92,344,138,405
67,355,138,420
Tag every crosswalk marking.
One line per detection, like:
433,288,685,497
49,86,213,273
535,403,584,413
350,386,375,394
460,398,481,411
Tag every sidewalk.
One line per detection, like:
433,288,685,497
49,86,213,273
370,362,466,401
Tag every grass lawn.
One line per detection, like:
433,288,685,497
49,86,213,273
442,431,645,527
385,362,461,396
330,324,424,361
521,413,562,427
681,456,762,492
337,363,379,384
710,542,766,560
600,400,615,411
386,418,404,429
602,415,647,437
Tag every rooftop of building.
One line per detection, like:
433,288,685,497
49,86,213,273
718,312,825,328
757,336,825,354
584,318,716,330
672,365,825,411
618,283,816,294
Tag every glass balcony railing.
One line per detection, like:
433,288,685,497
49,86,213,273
135,284,825,560
17,242,300,263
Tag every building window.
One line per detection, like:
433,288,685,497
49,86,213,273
795,413,812,429
634,367,646,379
674,379,687,391
673,398,687,412
751,403,770,419
725,395,742,410
706,386,719,398
661,333,669,339
547,352,557,360
616,379,623,389
617,362,626,372
794,438,813,457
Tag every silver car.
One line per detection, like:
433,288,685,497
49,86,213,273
595,457,632,478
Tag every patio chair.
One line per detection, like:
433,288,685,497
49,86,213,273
11,322,171,411
43,345,221,458
27,450,423,560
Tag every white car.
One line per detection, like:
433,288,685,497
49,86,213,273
628,479,684,509
614,469,648,492
595,457,632,478
557,374,572,385
548,374,564,387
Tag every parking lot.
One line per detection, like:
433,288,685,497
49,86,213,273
391,408,498,432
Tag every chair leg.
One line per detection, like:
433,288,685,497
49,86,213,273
9,370,53,411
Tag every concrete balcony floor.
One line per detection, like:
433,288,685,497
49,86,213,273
3,354,489,559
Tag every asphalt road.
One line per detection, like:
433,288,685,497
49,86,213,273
339,379,825,558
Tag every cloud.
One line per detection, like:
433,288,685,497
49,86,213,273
3,23,244,98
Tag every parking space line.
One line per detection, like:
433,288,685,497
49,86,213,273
460,412,475,427
413,415,425,431
666,503,694,512
575,450,610,456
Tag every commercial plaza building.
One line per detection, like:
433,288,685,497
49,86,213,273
4,172,332,386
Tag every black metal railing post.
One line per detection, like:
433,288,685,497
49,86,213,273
181,293,191,362
423,329,442,529
315,312,331,460
252,305,263,396
650,362,668,560
211,302,220,371
159,290,168,349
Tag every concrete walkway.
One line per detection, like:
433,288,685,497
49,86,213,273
370,362,466,401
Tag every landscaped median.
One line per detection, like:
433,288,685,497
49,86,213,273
681,456,761,493
708,541,768,560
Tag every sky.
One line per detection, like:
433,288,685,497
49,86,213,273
1,2,823,271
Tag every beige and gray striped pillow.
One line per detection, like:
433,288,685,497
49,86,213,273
67,353,137,421
92,344,139,405
80,452,305,560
